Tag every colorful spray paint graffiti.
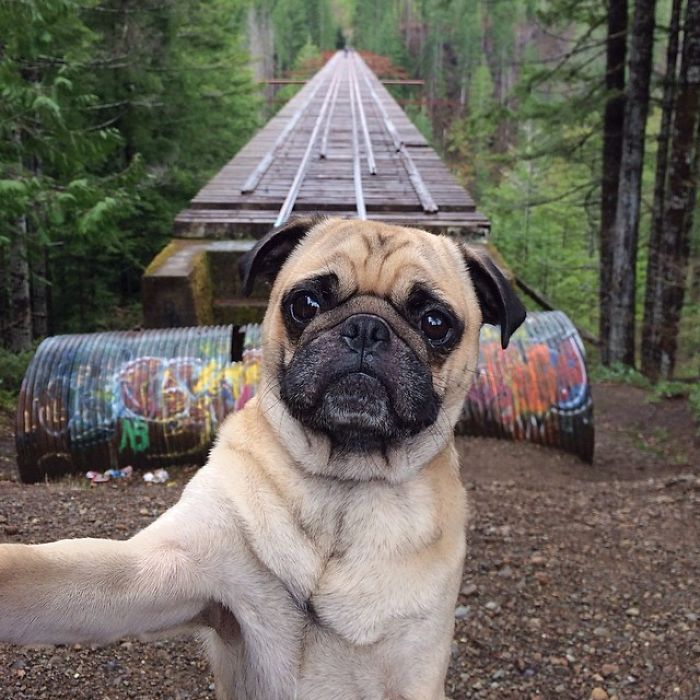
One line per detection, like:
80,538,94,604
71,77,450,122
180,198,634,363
15,312,593,483
460,311,593,461
16,326,261,482
113,354,259,459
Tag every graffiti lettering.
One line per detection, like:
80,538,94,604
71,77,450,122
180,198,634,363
119,418,150,453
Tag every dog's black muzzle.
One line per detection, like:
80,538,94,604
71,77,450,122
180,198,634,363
279,309,440,452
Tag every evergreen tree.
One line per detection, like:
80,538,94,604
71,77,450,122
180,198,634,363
607,0,657,366
0,0,258,341
642,0,700,379
599,0,628,365
0,0,131,347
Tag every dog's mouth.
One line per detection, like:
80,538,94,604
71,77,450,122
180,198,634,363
281,366,438,452
320,372,392,433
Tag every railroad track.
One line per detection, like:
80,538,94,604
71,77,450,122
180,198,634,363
175,51,488,238
245,51,438,225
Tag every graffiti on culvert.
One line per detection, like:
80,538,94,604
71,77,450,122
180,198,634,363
16,326,262,481
118,418,150,453
113,355,260,457
16,313,593,483
461,312,593,458
467,334,587,417
115,356,258,425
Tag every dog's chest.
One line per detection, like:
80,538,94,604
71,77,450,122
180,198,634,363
213,472,459,699
246,478,443,641
215,555,445,700
212,551,453,700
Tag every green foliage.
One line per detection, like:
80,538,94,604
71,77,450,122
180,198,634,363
588,363,651,388
270,0,336,72
352,0,697,379
0,346,35,409
485,148,600,336
352,0,408,67
0,0,259,336
404,106,433,143
647,380,695,401
300,38,324,62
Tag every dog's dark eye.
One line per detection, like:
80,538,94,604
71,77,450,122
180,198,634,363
421,310,453,344
290,291,321,324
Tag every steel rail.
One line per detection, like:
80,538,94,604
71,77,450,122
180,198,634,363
241,55,339,194
319,57,344,159
349,54,376,175
274,59,344,227
356,56,438,213
348,56,367,219
358,62,402,151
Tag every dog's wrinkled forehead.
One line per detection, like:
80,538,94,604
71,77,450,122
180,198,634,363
281,219,465,305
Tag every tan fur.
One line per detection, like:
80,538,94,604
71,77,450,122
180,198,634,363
0,219,491,700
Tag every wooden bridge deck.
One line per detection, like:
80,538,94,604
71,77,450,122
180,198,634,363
175,51,489,238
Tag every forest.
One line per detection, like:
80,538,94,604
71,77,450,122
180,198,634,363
1,0,698,407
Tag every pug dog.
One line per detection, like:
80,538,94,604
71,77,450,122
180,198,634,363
0,217,526,700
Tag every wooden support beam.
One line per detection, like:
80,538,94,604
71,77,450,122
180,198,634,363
380,79,425,86
260,79,424,86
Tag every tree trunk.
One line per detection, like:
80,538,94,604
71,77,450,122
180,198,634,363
649,0,700,378
31,246,49,339
599,0,628,364
246,3,275,85
8,215,33,352
607,0,656,366
29,154,48,339
641,0,683,378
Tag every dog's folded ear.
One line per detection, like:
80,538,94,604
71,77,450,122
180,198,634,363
462,246,527,349
240,216,320,296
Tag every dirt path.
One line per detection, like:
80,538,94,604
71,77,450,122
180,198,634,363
0,384,698,699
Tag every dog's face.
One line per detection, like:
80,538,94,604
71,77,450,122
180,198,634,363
240,217,525,482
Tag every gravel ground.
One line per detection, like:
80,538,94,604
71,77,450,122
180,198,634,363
0,383,698,700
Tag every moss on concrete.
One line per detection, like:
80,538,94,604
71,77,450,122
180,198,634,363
189,251,214,326
144,241,181,276
212,302,267,326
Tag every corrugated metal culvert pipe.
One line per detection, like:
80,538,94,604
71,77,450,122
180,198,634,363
459,311,594,462
15,311,593,483
16,325,261,483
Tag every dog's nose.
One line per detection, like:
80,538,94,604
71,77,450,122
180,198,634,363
340,314,391,354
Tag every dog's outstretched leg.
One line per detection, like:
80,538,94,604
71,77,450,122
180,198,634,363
0,489,221,646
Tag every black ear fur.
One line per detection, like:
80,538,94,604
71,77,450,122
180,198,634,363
239,216,321,296
463,246,527,349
